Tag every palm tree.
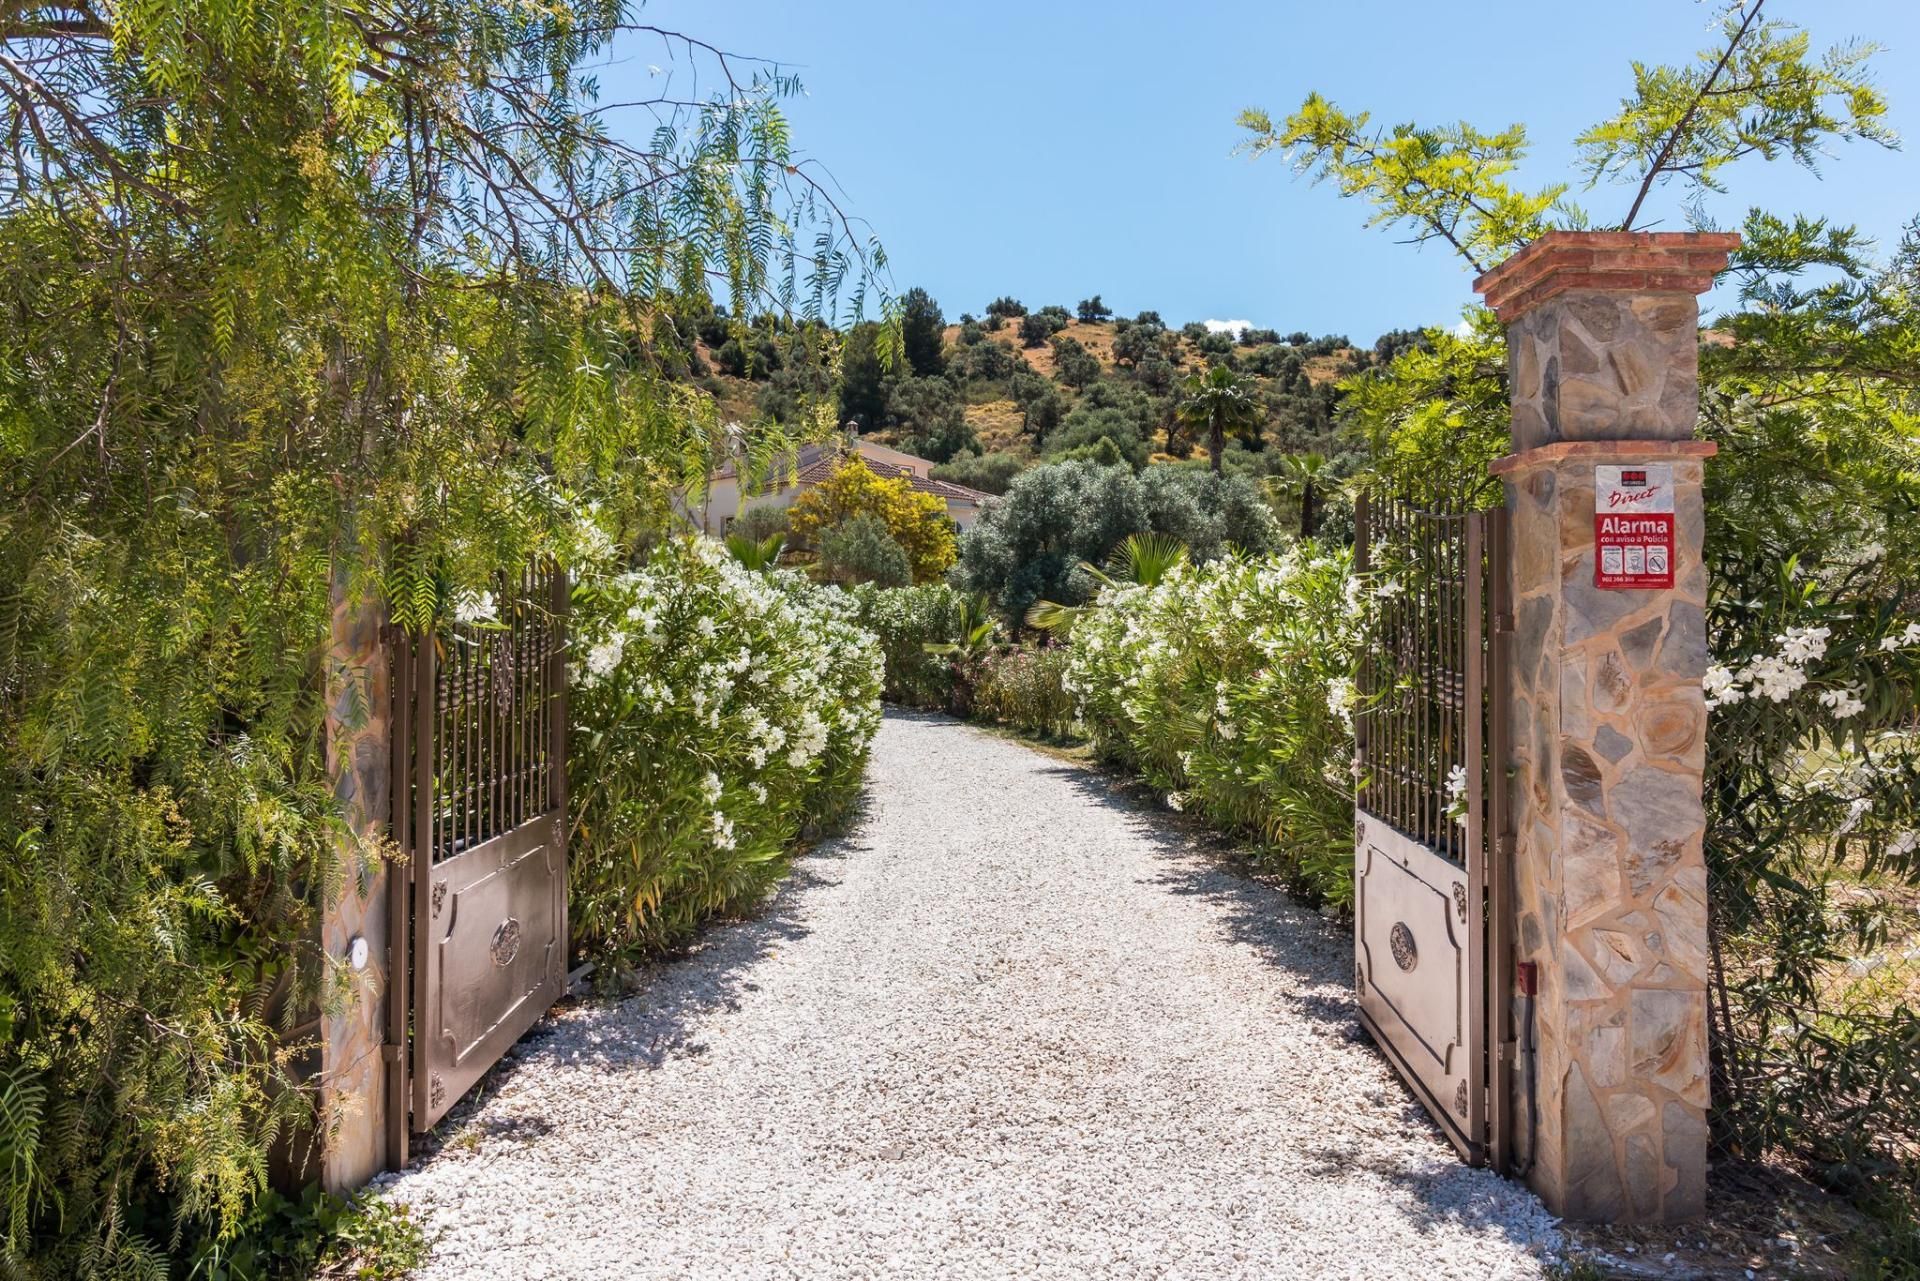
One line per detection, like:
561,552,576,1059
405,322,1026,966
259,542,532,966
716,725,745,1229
1026,532,1190,635
1175,364,1263,474
724,530,786,571
1274,451,1332,537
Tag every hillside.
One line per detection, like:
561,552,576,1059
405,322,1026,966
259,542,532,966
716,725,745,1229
670,289,1414,498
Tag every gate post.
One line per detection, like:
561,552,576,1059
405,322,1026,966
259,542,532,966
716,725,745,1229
1474,231,1737,1222
317,567,397,1188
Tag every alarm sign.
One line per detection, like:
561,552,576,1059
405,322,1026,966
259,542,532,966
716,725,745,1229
1595,464,1675,590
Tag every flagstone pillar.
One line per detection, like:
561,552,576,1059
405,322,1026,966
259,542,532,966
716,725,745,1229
1475,231,1737,1222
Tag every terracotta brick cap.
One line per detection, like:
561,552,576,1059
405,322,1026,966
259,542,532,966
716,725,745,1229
1489,438,1719,476
1473,231,1741,324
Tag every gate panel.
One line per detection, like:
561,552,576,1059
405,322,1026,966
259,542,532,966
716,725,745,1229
1354,495,1507,1169
395,565,569,1134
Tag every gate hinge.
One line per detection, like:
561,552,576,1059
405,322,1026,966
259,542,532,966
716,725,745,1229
1493,611,1515,635
381,1043,403,1063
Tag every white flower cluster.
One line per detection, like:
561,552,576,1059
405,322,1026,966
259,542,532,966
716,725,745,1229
1063,546,1359,827
1879,621,1920,653
1705,625,1832,709
571,536,883,858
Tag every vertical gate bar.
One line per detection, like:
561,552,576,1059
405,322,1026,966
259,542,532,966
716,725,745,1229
1464,512,1488,1161
1391,499,1402,833
1487,506,1515,1174
1354,491,1371,817
550,565,570,974
511,572,523,830
410,625,436,1127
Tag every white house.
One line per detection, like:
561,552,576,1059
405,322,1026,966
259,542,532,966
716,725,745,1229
692,437,992,536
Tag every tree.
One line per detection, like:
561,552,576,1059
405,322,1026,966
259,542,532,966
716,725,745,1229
1018,312,1054,348
1237,2,1889,270
1112,321,1169,369
1274,451,1334,536
1050,336,1102,389
952,461,1152,623
839,322,892,430
1077,295,1114,323
986,296,1028,322
887,376,978,463
788,459,957,583
0,2,889,1269
1175,364,1265,473
901,286,948,377
816,513,913,587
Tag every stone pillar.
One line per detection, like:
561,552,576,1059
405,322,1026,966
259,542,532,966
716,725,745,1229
1474,231,1737,1223
318,568,395,1189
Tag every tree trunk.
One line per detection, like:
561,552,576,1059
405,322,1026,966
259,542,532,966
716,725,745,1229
1209,421,1224,474
1300,482,1316,537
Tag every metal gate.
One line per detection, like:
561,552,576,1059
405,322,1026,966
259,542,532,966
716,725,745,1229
1353,494,1512,1171
387,565,569,1155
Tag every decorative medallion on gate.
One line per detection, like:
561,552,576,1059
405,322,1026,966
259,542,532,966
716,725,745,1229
1389,922,1419,971
490,917,523,967
1453,882,1468,923
432,880,448,917
1455,1079,1469,1119
429,1073,445,1109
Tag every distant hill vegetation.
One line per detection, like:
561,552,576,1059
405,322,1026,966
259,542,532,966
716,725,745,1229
655,285,1426,508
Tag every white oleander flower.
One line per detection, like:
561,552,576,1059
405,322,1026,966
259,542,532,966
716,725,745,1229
1743,655,1807,703
1702,663,1741,709
1165,793,1184,812
455,591,496,624
710,810,735,850
1818,685,1867,719
585,638,623,680
1778,625,1832,665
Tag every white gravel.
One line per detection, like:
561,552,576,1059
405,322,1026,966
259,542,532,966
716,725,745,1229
384,710,1559,1280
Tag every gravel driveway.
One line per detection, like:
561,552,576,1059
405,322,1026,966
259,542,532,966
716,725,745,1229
385,710,1558,1280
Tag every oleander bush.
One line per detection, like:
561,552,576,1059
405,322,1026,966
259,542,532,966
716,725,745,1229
847,583,975,710
1065,546,1361,905
967,645,1080,740
567,538,883,965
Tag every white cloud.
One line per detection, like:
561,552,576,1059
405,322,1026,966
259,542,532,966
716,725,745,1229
1203,319,1254,337
1452,319,1475,337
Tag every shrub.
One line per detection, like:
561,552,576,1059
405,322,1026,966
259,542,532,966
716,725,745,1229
1077,296,1113,323
1065,547,1359,904
846,582,973,709
969,645,1079,739
1018,312,1053,348
985,296,1027,322
816,513,912,587
932,451,1024,496
568,538,882,963
787,458,958,583
729,502,790,545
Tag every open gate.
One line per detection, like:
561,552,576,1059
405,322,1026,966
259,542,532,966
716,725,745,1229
1353,495,1512,1171
386,565,569,1157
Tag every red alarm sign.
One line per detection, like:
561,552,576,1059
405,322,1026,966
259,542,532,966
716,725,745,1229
1595,464,1675,589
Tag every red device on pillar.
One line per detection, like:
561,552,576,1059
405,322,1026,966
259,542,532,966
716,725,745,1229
1594,463,1675,590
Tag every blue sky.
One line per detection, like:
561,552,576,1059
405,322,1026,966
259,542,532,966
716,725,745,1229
620,1,1918,342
